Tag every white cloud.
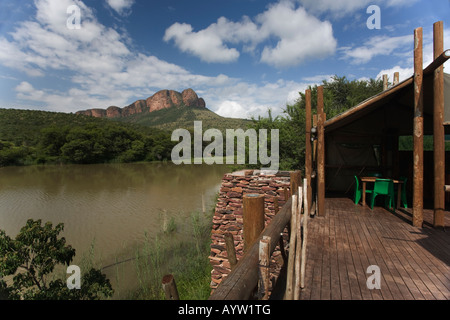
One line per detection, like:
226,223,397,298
163,22,240,63
206,79,317,119
296,0,419,18
340,34,412,64
164,1,337,68
106,0,134,15
375,66,413,83
0,0,240,112
258,2,336,67
374,27,450,82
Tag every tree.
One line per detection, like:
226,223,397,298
250,75,384,171
0,219,113,300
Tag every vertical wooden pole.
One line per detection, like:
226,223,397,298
274,197,279,214
312,114,318,164
383,74,388,90
317,85,326,217
290,170,302,197
393,72,399,85
258,237,271,300
162,274,180,300
285,194,297,300
305,89,313,212
413,27,424,228
243,194,265,251
294,186,303,300
224,232,237,270
433,21,445,228
300,179,309,289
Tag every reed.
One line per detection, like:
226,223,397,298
129,199,216,300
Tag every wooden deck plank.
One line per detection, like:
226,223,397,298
298,197,450,300
363,210,419,300
382,216,450,299
328,210,342,300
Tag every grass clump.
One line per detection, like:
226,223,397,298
129,210,213,300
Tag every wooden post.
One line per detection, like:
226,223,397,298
413,27,424,228
383,74,388,90
305,89,313,212
258,236,271,300
312,114,318,164
294,186,303,300
162,274,180,300
224,232,237,270
243,194,265,251
285,195,297,300
393,72,399,85
274,197,279,214
317,85,326,217
433,21,445,228
300,179,309,289
290,170,302,197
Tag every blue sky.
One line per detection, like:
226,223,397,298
0,0,449,119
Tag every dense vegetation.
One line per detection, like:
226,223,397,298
115,105,251,132
0,109,175,166
249,75,386,170
0,219,113,300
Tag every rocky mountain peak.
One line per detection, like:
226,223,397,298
76,88,205,119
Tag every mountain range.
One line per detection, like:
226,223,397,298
76,88,206,119
76,88,250,131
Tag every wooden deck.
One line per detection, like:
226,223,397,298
298,197,450,300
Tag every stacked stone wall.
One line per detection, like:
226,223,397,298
209,170,292,294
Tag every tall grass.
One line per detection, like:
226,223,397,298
128,207,214,300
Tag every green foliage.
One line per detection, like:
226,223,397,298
0,109,176,166
0,219,113,300
115,105,251,132
250,75,384,170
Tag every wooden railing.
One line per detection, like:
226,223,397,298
208,177,310,300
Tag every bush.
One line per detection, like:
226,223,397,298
0,219,113,300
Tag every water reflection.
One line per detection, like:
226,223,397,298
0,162,229,297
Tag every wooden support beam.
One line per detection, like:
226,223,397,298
290,170,302,197
423,49,450,75
383,74,388,90
285,195,298,300
243,194,265,251
305,89,313,211
433,21,446,228
413,27,424,228
162,274,180,300
300,179,309,289
294,187,303,300
393,72,399,85
258,237,271,300
317,86,325,217
209,197,293,300
224,232,238,270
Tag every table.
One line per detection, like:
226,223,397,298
360,177,404,209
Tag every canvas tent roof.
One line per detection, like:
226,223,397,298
324,71,450,136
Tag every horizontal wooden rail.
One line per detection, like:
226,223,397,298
209,196,293,300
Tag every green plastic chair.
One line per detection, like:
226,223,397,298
370,178,395,211
354,176,373,205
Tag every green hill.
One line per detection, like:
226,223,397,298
113,105,251,132
0,107,251,167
